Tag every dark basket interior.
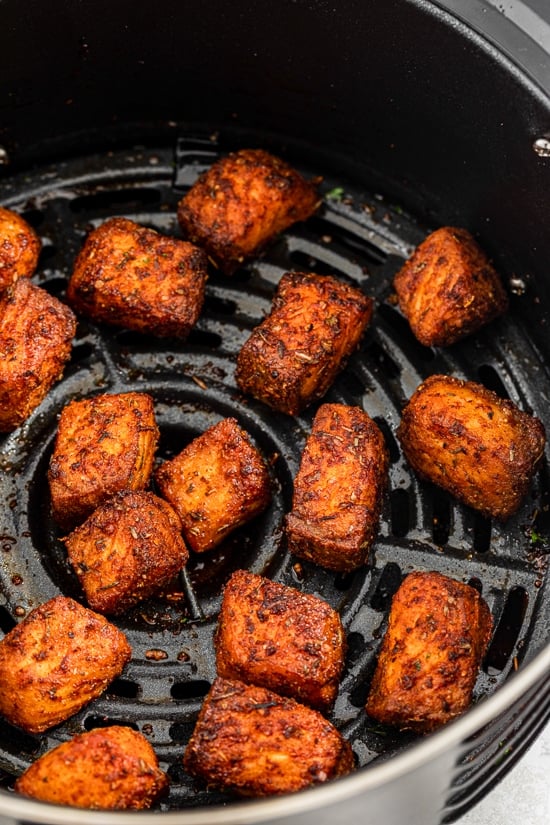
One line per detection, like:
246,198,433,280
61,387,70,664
0,132,549,815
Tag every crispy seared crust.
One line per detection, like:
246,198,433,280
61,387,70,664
0,278,76,431
155,417,271,553
0,596,131,733
0,206,41,292
177,148,321,274
397,374,546,520
183,677,354,796
15,725,168,809
67,217,207,337
48,392,159,531
286,404,388,571
236,272,373,415
393,226,508,346
366,571,493,733
215,570,345,711
64,490,189,615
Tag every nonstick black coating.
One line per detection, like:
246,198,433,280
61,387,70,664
0,134,548,811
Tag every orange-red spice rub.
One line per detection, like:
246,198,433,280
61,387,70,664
366,571,493,733
286,403,388,571
15,726,168,809
397,374,545,520
0,206,41,292
0,596,131,733
0,278,76,431
215,569,345,711
67,217,208,337
236,272,373,415
177,148,321,274
64,490,189,615
184,677,354,797
155,417,271,553
393,226,508,346
48,391,159,531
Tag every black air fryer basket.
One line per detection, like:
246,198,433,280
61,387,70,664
0,1,550,824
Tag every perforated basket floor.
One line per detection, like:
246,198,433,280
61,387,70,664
0,133,548,812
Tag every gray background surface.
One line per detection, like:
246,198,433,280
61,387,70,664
459,720,550,824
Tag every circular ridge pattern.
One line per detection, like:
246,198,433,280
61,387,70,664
0,137,548,810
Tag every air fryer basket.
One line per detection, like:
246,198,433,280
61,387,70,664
0,1,550,824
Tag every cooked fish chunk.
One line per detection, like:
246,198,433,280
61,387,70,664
177,148,321,274
67,217,208,337
0,596,131,733
48,391,159,531
183,677,354,797
366,570,493,733
15,725,168,810
155,417,271,553
286,404,388,571
0,278,76,432
0,206,41,292
236,272,373,415
397,374,546,520
64,490,189,615
215,570,345,712
393,226,508,346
